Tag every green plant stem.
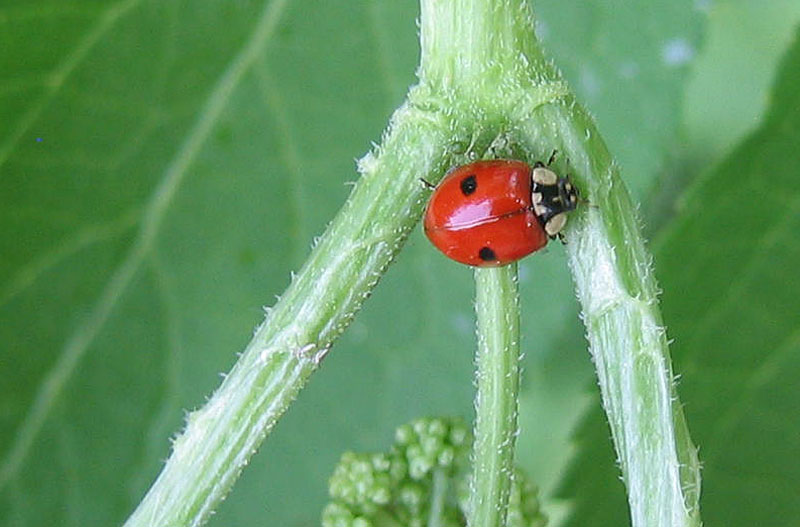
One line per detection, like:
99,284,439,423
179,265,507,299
469,264,521,527
428,468,448,527
124,98,454,527
420,0,545,85
124,0,703,525
421,0,703,525
515,97,702,527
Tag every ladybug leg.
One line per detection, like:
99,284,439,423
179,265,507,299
419,178,436,190
535,149,559,169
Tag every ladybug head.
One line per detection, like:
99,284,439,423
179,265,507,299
531,166,580,238
558,177,579,213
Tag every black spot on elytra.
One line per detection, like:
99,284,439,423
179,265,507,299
479,247,496,261
460,175,477,195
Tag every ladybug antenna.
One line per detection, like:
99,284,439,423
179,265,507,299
419,178,436,190
547,149,558,166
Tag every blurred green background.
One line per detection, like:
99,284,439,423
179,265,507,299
2,1,800,526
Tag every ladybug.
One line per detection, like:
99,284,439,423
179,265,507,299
423,157,579,267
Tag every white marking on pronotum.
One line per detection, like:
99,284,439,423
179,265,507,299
532,167,557,185
546,213,567,236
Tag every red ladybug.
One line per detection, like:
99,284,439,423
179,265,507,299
423,158,579,267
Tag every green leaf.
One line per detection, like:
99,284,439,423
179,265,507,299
0,1,432,525
683,0,800,167
561,26,800,527
535,0,703,198
0,1,705,526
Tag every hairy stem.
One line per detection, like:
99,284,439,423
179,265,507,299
469,264,521,527
515,98,702,526
428,468,449,527
123,0,702,525
420,0,702,525
124,96,454,527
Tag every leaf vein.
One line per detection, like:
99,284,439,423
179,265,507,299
0,0,144,170
0,208,140,308
253,61,308,264
686,191,800,352
0,0,291,490
704,326,800,467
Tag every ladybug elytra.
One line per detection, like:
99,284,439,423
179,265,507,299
423,157,579,267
